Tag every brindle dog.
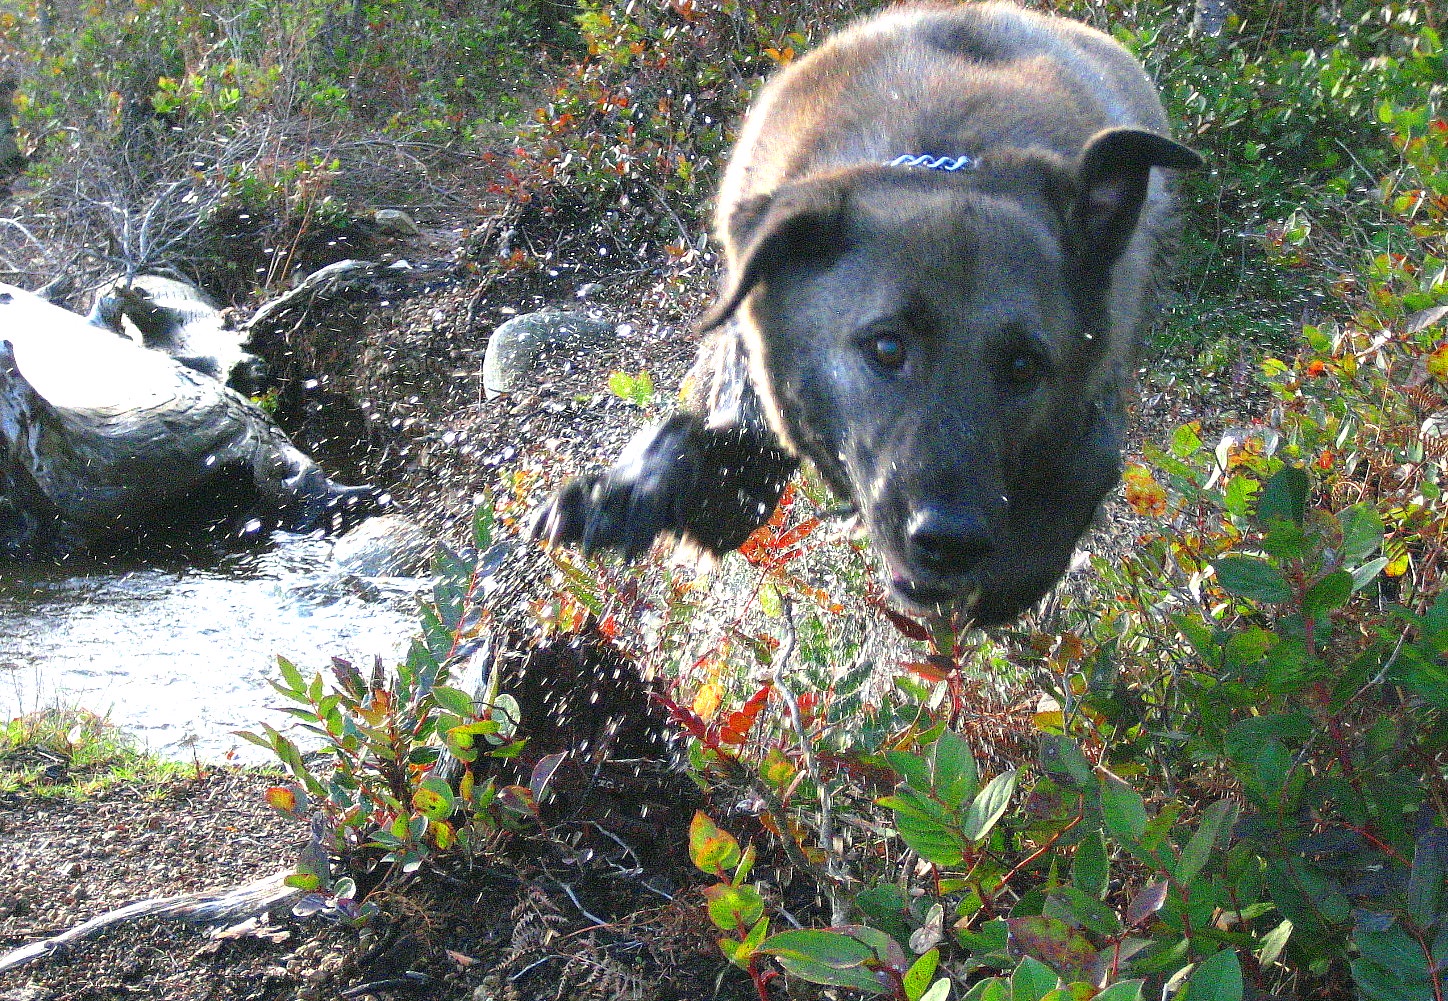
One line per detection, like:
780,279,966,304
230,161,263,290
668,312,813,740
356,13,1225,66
532,2,1201,626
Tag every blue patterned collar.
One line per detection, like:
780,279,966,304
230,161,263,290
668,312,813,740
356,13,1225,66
885,154,977,171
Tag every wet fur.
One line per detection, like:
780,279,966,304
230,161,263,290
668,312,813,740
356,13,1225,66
533,2,1200,625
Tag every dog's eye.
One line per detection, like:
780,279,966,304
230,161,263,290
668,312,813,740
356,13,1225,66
863,332,907,371
1004,349,1047,390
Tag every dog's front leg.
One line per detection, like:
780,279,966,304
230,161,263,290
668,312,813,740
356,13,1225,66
530,324,797,560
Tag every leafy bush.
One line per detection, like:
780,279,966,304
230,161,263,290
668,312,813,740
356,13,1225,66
0,0,576,290
215,2,1448,998
477,6,1447,999
235,507,552,919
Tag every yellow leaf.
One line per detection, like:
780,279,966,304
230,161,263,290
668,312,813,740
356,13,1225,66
1428,343,1448,383
1033,710,1064,733
1122,463,1167,517
693,681,725,720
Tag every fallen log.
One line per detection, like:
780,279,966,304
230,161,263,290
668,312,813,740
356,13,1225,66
0,869,300,975
0,282,376,556
87,273,266,394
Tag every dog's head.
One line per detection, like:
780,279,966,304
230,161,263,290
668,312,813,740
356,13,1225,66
700,128,1201,624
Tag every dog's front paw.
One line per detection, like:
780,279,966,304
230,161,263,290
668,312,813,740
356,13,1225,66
529,414,701,560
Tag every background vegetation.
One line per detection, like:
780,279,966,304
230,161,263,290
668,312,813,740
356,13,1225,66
3,0,1446,998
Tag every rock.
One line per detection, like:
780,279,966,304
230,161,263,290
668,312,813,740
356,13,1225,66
331,514,434,577
373,209,421,237
482,310,615,399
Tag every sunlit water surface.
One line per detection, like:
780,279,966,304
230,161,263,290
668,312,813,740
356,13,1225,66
0,534,427,761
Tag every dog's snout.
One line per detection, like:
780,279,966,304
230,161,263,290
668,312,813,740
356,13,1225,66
907,507,995,578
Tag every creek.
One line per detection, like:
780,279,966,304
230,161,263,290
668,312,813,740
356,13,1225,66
0,532,428,762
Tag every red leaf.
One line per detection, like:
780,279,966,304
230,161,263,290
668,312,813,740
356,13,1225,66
652,693,713,743
1126,879,1169,927
740,684,773,719
530,751,568,800
901,660,948,683
882,607,932,642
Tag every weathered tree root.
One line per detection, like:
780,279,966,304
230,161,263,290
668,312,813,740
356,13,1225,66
0,869,300,974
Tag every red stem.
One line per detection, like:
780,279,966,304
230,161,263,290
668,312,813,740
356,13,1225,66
1409,922,1447,1001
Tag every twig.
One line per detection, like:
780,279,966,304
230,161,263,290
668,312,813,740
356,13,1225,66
557,881,609,927
0,870,300,974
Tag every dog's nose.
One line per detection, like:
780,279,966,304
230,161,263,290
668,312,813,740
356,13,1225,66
907,507,995,577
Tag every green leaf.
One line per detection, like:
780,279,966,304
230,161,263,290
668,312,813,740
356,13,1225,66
1407,828,1448,928
960,769,1018,841
964,979,1010,1001
703,882,765,932
607,369,656,406
472,501,495,551
1223,475,1260,520
1257,465,1308,525
930,731,980,808
919,980,952,1001
1011,955,1061,1001
1172,422,1203,458
1214,556,1292,604
857,884,913,945
1350,556,1389,592
1071,827,1109,898
412,776,455,821
1040,736,1095,788
1139,800,1181,854
1040,988,1094,1001
1339,503,1384,563
1256,918,1293,968
1100,772,1148,843
758,930,887,994
1303,570,1353,618
879,785,951,823
894,808,966,866
904,949,940,1001
431,685,476,717
1047,886,1121,937
885,751,931,792
1261,521,1308,561
1224,713,1311,765
284,871,321,891
1184,949,1244,1001
275,655,306,697
720,914,772,970
956,916,1009,956
1094,982,1145,1001
1178,799,1239,887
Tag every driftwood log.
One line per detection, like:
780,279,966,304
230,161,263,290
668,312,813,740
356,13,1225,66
88,273,266,394
0,282,375,555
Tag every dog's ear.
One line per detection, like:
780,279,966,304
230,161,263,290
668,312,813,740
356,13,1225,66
1066,127,1202,269
697,179,844,332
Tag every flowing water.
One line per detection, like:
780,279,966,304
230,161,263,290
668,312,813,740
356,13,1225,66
0,532,427,761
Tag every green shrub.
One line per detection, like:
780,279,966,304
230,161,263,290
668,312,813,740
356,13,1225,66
236,507,549,920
